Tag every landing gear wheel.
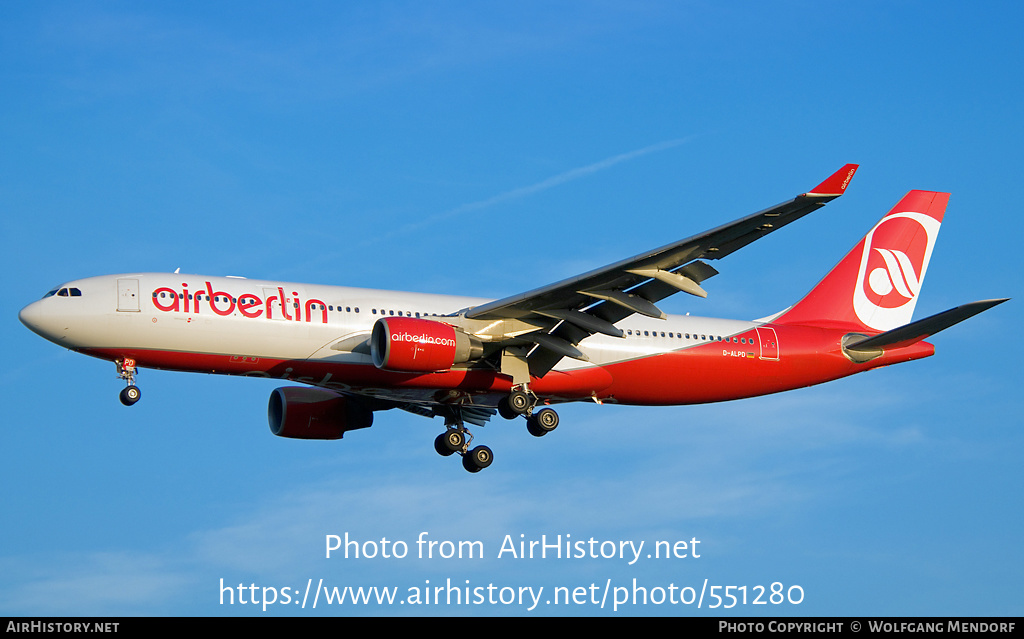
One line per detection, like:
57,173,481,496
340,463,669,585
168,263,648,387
434,429,465,456
462,445,493,473
508,389,532,415
497,397,518,420
434,433,454,457
119,386,141,406
527,407,558,437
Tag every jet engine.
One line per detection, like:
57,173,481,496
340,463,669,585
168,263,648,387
268,387,373,440
371,317,483,372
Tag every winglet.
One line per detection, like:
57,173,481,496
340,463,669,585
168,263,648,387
805,163,859,197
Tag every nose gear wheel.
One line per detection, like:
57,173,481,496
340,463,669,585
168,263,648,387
116,358,141,406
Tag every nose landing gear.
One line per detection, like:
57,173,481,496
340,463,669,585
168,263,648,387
116,358,141,406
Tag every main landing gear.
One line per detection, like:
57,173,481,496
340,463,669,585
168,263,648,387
497,385,560,438
431,404,494,473
434,421,493,473
432,386,560,473
116,358,141,406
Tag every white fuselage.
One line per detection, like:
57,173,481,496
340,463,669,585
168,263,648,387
21,272,757,369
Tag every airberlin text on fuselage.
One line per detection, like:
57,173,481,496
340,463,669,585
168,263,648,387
150,282,329,323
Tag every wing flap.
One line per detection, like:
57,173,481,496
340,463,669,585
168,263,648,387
398,402,497,427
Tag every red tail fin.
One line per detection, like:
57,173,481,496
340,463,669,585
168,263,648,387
775,190,948,331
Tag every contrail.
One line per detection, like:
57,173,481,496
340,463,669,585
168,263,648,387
367,137,691,244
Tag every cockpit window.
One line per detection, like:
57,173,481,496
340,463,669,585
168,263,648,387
47,287,82,298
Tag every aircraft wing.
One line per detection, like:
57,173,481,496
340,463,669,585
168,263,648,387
463,164,859,375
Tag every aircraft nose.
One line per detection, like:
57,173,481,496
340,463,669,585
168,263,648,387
19,299,67,343
19,300,42,330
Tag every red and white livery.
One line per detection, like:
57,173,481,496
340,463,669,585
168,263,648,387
19,165,1007,472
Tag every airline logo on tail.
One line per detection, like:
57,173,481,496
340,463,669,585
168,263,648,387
852,209,941,331
774,189,949,332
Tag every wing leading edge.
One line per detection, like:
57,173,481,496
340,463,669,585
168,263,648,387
463,164,860,376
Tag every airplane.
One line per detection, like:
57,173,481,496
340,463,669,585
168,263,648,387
18,164,1007,473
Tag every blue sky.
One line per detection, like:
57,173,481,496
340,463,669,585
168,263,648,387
2,1,1021,616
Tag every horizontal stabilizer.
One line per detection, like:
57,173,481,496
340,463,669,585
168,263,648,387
844,298,1008,352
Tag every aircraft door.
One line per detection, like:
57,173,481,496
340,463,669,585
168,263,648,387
755,326,779,360
117,278,140,312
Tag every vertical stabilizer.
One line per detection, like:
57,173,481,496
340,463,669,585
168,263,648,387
775,190,948,331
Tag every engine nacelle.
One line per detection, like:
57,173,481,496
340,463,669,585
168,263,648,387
371,316,483,372
268,387,373,440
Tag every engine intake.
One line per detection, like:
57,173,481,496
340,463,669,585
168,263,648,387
268,387,373,440
371,317,483,372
